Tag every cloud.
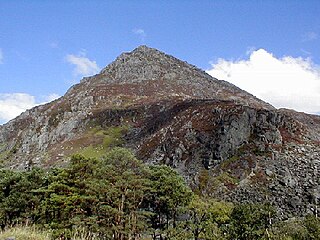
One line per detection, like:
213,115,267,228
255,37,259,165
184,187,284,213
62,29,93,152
132,28,147,42
207,49,320,114
66,51,100,77
0,93,60,124
302,31,318,42
49,41,59,49
0,48,3,64
44,93,60,102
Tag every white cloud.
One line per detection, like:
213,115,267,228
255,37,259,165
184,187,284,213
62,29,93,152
207,49,320,114
0,48,3,64
302,31,318,42
0,93,37,123
66,51,100,77
132,28,147,42
0,93,60,124
44,93,60,102
49,41,59,49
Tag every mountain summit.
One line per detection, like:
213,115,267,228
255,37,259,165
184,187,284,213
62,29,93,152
68,45,273,109
0,46,319,218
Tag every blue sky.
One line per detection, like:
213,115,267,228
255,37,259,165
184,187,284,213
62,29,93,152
1,0,320,123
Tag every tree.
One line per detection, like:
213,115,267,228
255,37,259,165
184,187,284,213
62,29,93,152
186,195,233,240
93,147,152,240
39,155,100,238
0,168,46,229
304,214,320,240
146,165,193,239
227,203,275,240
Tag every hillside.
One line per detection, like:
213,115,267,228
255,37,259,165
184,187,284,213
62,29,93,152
0,45,319,219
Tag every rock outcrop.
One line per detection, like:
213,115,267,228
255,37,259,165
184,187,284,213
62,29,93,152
0,45,319,219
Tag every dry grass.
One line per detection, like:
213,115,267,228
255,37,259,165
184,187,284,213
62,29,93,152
0,226,104,240
70,227,100,240
0,225,51,240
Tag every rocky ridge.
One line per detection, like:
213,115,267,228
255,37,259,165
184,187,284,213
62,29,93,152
0,45,319,219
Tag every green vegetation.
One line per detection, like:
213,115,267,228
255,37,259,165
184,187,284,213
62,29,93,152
215,172,239,186
0,148,192,239
0,149,9,164
196,169,239,196
0,225,51,240
270,215,320,240
220,155,239,169
228,203,276,240
90,125,129,148
79,125,129,159
0,147,319,239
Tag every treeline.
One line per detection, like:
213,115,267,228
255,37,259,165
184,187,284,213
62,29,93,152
0,147,319,239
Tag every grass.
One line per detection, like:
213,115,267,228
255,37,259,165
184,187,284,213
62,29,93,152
79,125,129,159
0,226,51,240
70,227,100,240
0,226,102,240
220,155,239,169
78,145,106,159
0,143,9,164
216,172,239,186
0,150,9,161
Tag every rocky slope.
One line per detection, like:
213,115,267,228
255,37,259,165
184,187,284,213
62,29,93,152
0,45,319,219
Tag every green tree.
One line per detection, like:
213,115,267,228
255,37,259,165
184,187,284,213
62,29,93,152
0,168,46,229
304,214,320,240
92,147,152,240
39,155,100,238
146,165,193,239
270,218,308,240
227,203,275,240
186,195,233,240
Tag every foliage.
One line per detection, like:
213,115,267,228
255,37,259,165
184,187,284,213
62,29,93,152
270,215,320,240
146,164,193,236
0,168,47,229
0,148,194,239
227,203,275,240
304,214,320,239
94,148,152,239
0,147,319,240
185,195,233,240
270,218,309,240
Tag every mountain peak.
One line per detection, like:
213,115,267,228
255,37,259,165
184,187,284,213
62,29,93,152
97,45,212,85
111,45,161,63
74,46,274,110
133,45,157,52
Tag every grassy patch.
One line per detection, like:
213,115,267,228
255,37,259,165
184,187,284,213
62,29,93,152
0,226,51,240
216,172,239,186
196,169,239,195
0,226,105,240
0,143,10,165
0,150,9,161
78,145,106,159
70,227,101,240
220,155,239,169
79,125,129,159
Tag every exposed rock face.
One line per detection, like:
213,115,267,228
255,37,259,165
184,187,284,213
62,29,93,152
0,45,319,219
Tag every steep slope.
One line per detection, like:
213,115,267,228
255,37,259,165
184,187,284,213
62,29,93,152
0,46,319,219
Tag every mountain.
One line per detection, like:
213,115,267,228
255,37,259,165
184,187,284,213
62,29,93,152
0,45,319,219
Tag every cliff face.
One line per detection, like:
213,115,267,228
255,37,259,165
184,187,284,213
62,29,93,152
0,46,319,219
